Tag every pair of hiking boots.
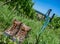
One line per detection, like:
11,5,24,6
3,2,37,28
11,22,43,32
4,19,31,43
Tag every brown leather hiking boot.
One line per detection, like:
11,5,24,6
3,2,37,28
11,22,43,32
12,23,31,43
4,19,22,36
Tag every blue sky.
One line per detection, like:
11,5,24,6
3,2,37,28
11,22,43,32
33,0,60,16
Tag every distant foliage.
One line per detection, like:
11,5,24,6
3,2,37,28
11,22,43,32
0,0,36,19
49,17,60,29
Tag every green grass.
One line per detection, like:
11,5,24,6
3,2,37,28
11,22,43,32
0,4,60,44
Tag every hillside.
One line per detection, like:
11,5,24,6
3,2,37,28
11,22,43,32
0,3,60,44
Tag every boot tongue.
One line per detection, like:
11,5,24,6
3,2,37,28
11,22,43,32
21,24,31,32
14,20,22,25
13,20,22,29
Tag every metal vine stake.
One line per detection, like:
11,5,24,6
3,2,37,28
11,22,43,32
35,9,55,44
